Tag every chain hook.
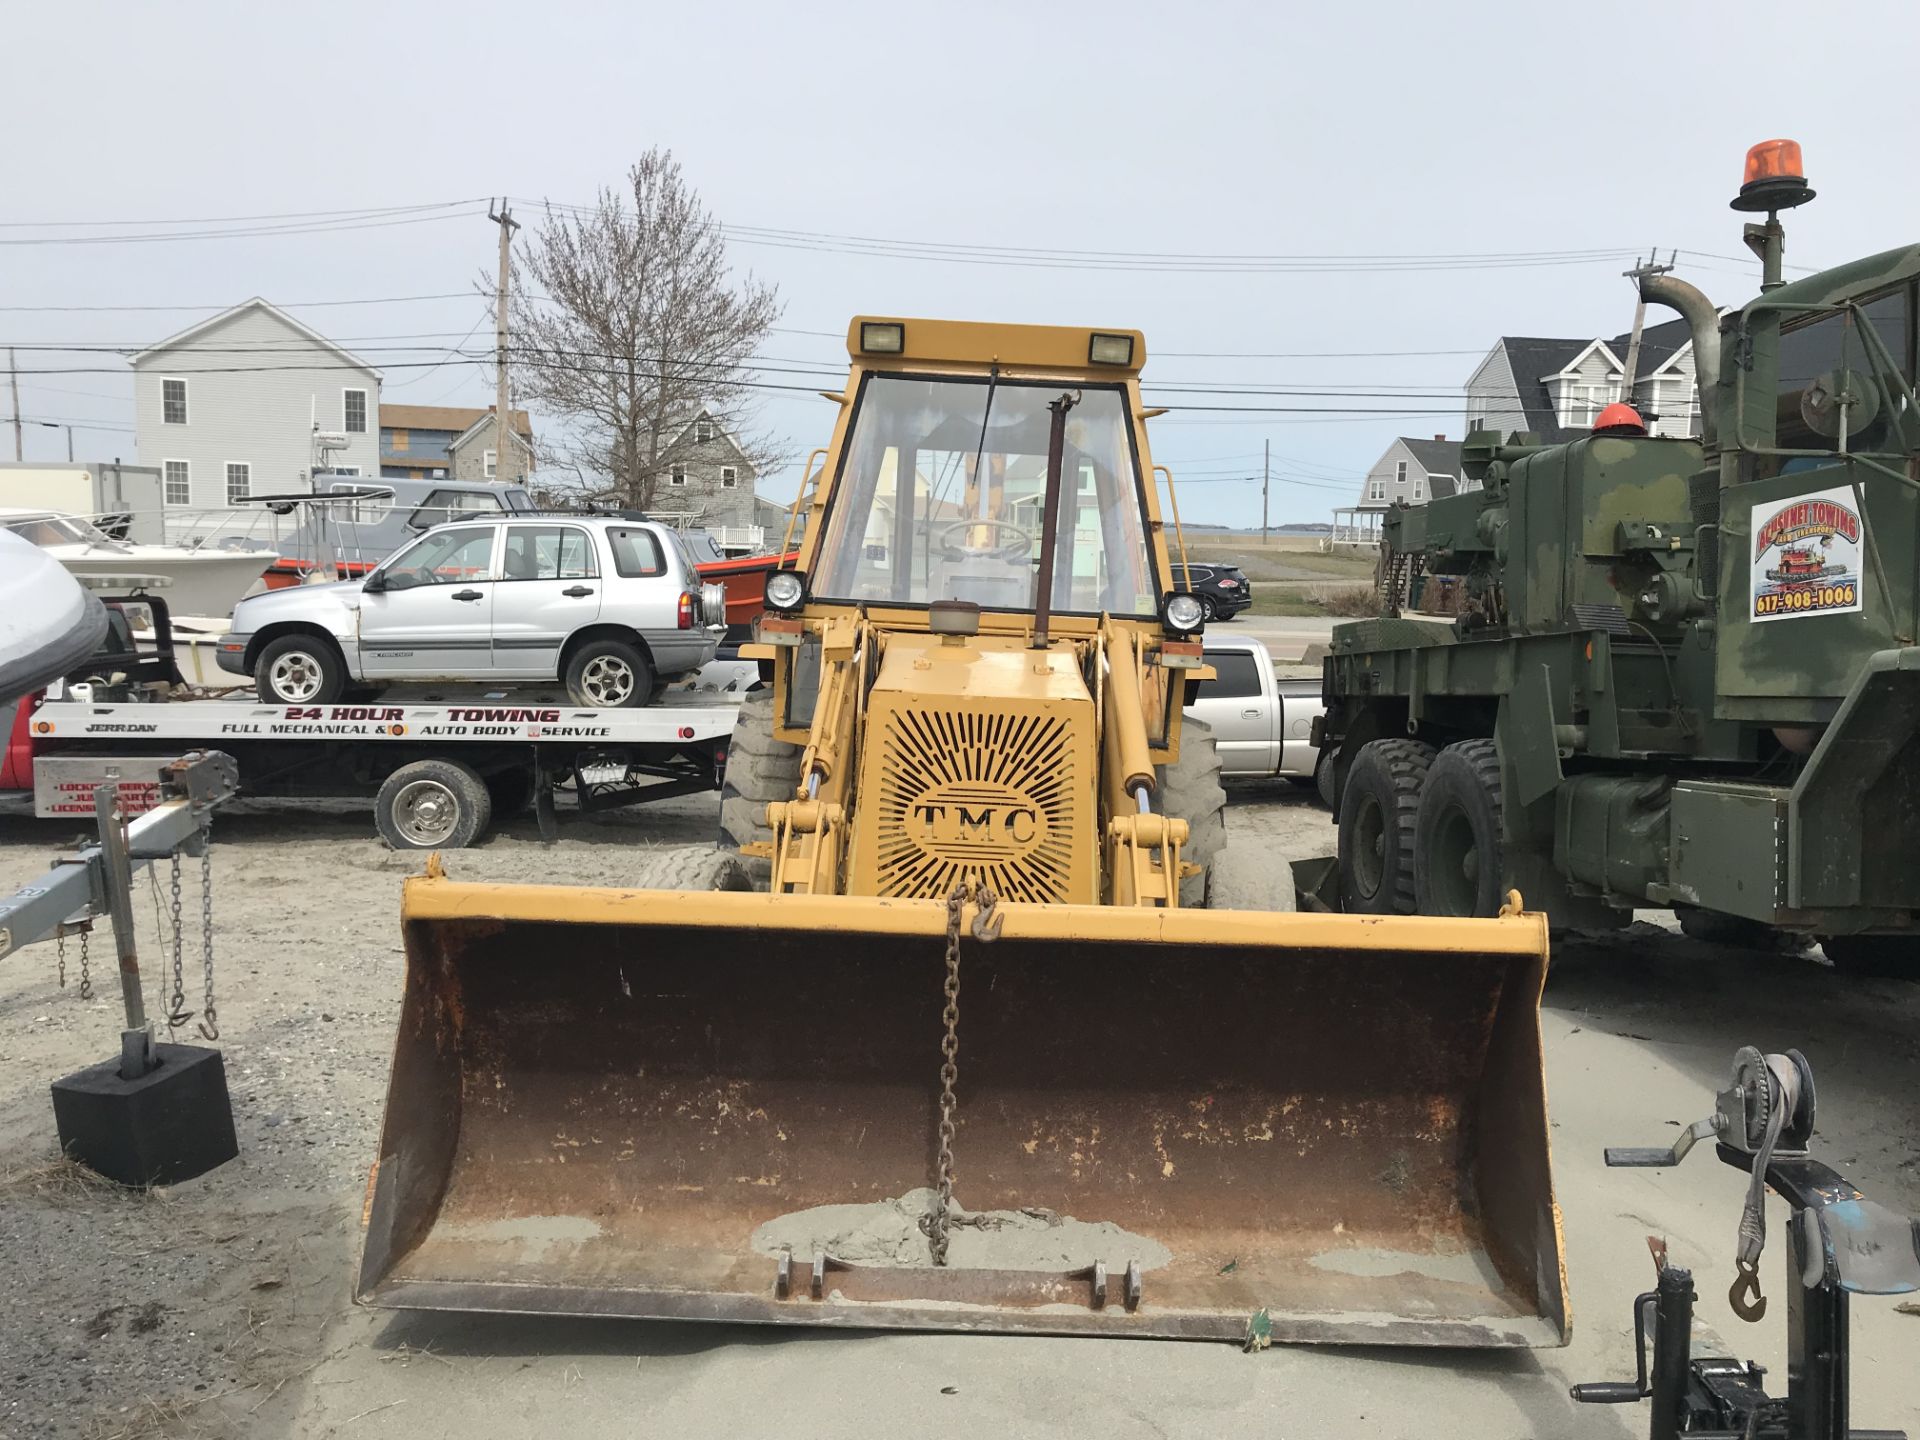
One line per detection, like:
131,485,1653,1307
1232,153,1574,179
1729,1257,1767,1322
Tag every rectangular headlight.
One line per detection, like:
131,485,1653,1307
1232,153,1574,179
1088,332,1135,366
860,322,905,355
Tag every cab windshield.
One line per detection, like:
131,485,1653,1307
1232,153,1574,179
813,376,1159,616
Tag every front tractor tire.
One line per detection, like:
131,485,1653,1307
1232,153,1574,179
717,690,804,885
255,633,346,706
1337,738,1433,914
1413,739,1507,918
1159,716,1227,908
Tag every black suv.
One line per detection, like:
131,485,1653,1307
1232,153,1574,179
1173,562,1252,620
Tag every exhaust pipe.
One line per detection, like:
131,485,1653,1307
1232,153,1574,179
1639,274,1719,452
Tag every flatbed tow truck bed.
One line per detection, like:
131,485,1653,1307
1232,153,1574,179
11,682,746,848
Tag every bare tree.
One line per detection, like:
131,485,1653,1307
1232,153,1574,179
498,149,783,508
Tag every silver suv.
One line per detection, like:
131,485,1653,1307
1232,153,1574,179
219,516,725,707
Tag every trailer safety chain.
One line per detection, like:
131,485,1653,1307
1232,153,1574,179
78,926,92,1000
55,930,66,989
165,851,190,1032
197,816,218,1042
927,882,1001,1266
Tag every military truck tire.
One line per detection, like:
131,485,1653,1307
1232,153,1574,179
1339,738,1433,914
1414,738,1506,918
1314,745,1336,810
630,846,755,892
718,689,804,886
1820,934,1917,978
1675,905,1809,954
374,759,492,851
1158,716,1227,908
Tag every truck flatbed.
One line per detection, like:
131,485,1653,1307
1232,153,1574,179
14,675,749,847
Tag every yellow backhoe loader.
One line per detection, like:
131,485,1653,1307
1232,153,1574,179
356,318,1566,1346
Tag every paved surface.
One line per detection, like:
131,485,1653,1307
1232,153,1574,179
1,788,1915,1439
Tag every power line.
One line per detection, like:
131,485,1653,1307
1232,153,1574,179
0,200,485,230
0,205,484,247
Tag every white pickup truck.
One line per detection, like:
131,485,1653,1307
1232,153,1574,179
1185,635,1331,803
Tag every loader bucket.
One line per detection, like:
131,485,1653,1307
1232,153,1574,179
357,880,1565,1347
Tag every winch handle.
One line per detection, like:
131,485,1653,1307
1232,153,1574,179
1604,1118,1718,1168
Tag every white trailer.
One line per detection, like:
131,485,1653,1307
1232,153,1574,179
13,689,742,849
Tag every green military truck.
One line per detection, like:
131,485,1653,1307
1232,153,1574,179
1315,142,1919,973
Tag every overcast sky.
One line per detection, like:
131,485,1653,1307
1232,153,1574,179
6,0,1917,526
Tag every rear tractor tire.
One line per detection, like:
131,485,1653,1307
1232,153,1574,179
629,846,755,892
1337,737,1433,914
1414,738,1506,918
1159,716,1227,908
374,758,492,851
717,689,805,886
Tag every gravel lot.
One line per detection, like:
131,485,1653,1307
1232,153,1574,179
1,784,1916,1440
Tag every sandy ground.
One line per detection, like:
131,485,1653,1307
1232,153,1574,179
1,783,1916,1440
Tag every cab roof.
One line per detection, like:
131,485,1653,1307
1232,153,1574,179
845,316,1148,375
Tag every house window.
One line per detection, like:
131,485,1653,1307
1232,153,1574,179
1368,479,1386,501
1413,477,1425,501
483,448,498,480
1564,381,1620,429
163,459,190,505
343,389,368,434
332,466,360,477
225,462,250,504
720,466,738,489
695,419,713,443
669,466,687,487
162,378,188,425
1394,460,1407,485
389,428,409,452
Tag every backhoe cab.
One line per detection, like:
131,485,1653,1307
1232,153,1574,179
739,317,1212,906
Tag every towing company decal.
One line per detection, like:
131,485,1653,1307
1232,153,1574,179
1750,485,1865,623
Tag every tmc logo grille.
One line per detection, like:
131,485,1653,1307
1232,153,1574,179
875,706,1076,903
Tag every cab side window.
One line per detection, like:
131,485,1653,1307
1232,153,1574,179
1193,650,1261,699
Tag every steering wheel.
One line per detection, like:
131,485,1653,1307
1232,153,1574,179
936,518,1035,561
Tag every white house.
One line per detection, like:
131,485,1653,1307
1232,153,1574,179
133,298,383,511
1463,316,1701,444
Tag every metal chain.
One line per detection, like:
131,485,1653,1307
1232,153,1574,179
197,816,218,1041
78,927,92,1000
55,930,66,989
165,850,190,1031
928,881,1000,1266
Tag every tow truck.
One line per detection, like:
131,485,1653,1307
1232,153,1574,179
2,592,745,848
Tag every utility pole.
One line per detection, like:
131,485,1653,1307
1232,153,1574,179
487,200,520,483
8,347,20,461
1261,439,1270,545
1619,250,1676,410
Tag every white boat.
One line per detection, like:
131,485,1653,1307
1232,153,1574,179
0,506,274,620
0,530,108,705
